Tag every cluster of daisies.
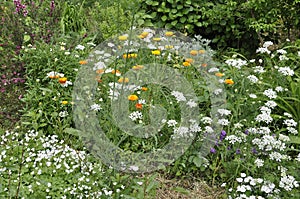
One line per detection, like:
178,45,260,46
0,130,138,198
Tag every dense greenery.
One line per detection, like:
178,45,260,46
1,0,299,198
138,0,300,54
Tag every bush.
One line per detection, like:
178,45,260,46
137,0,300,55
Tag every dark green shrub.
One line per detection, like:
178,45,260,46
137,0,300,55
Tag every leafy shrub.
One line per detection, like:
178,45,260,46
137,0,300,55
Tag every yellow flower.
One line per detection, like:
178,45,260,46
183,61,191,67
215,72,225,77
128,95,138,101
139,32,149,39
153,37,162,42
165,45,174,49
130,53,138,58
58,77,67,84
224,79,234,85
199,49,206,54
132,65,144,70
79,60,88,65
123,54,129,59
152,50,161,55
61,101,68,105
141,87,148,91
165,31,174,37
190,50,198,56
124,53,138,58
118,35,128,41
118,77,129,83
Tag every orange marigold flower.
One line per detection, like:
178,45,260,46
58,77,67,84
79,60,88,65
152,50,161,55
199,49,205,54
165,31,174,37
49,75,60,79
185,58,194,63
61,101,68,105
96,69,105,74
128,95,138,101
215,72,225,77
190,50,198,56
141,87,148,91
118,77,129,83
224,79,234,85
112,69,121,75
201,63,207,67
183,61,191,67
135,103,143,109
132,65,144,70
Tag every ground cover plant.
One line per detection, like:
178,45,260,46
0,0,299,198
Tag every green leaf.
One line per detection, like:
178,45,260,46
193,156,203,167
171,20,178,26
161,15,168,21
289,135,300,144
23,34,30,43
64,128,82,137
180,17,187,23
39,87,53,93
137,19,144,26
220,20,227,26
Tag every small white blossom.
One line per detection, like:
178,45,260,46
249,94,257,98
129,111,143,121
225,58,247,69
247,75,258,83
284,119,297,127
218,119,230,126
171,91,186,102
90,104,102,111
254,158,264,167
263,89,277,99
278,67,294,76
59,111,68,118
263,41,273,48
217,109,231,116
167,120,178,127
253,66,265,73
75,44,85,50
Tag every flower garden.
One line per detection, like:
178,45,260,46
1,0,299,198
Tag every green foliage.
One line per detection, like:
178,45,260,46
137,0,300,54
60,1,87,35
85,2,133,43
